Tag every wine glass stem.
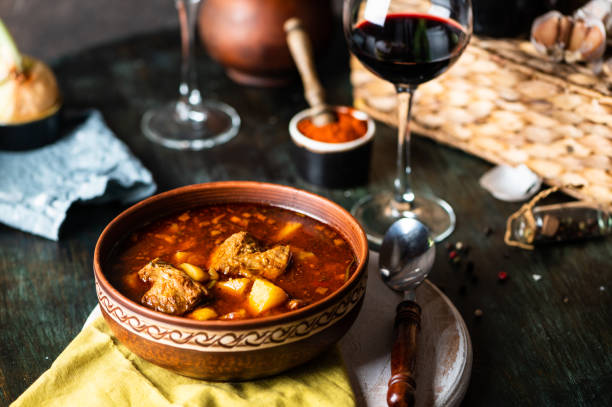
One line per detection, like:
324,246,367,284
393,86,416,209
177,0,204,116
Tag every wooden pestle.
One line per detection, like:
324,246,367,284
284,18,336,126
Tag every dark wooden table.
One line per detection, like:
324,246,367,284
1,28,611,407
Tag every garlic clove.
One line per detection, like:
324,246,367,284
579,20,606,61
479,164,542,202
531,10,562,53
558,16,574,47
568,19,588,51
578,0,612,33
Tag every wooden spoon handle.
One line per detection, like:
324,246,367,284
284,18,334,125
387,300,421,407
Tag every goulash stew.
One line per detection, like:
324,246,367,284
108,204,357,320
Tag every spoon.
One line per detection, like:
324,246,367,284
284,17,335,126
379,218,436,407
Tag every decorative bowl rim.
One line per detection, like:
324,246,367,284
94,181,369,330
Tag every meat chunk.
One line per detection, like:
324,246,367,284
209,232,259,271
209,232,291,280
239,245,291,280
138,259,207,315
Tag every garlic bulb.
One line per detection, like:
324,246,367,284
531,0,610,64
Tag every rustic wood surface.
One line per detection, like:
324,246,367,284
0,25,611,407
0,0,176,60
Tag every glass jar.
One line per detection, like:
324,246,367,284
509,201,612,247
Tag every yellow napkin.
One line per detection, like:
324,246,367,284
11,317,355,407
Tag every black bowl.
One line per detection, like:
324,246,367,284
0,103,62,151
289,106,375,189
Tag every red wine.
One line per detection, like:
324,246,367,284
348,13,469,86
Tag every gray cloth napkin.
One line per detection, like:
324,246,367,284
0,110,156,240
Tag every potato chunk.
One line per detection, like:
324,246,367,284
293,247,316,262
175,251,190,262
188,307,218,321
247,278,288,315
216,278,252,297
179,263,209,282
275,222,302,241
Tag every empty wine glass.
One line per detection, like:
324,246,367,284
344,0,472,244
142,0,240,150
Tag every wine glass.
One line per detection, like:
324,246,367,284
142,0,240,150
343,0,472,244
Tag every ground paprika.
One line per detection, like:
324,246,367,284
297,111,367,143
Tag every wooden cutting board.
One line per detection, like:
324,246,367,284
339,251,472,407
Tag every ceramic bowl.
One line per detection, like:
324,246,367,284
93,181,369,380
0,103,61,151
289,106,375,189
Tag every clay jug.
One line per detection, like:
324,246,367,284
198,0,332,87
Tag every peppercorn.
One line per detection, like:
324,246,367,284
474,309,483,317
498,271,508,282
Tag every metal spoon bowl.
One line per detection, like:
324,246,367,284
380,217,435,295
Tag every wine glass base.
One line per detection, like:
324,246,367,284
141,100,240,150
352,191,456,247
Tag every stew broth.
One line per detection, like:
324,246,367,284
107,203,357,320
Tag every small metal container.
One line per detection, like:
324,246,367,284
0,103,62,151
289,106,375,189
